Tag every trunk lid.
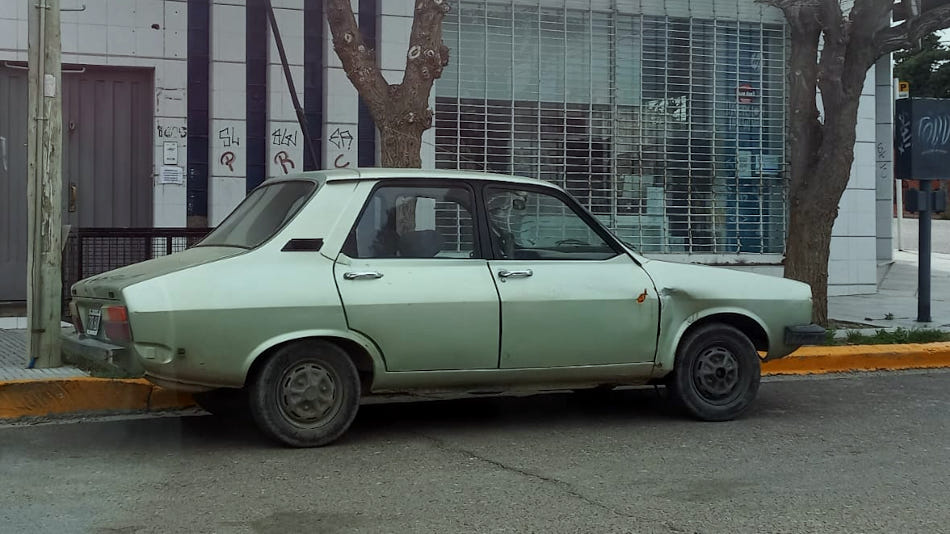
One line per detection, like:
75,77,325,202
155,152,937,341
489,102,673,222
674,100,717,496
70,246,244,300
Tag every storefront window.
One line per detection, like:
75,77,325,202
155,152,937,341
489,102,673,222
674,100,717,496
436,2,788,255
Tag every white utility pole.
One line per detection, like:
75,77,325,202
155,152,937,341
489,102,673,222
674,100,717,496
26,0,63,368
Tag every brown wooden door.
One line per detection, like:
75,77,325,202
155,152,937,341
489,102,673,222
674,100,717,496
0,65,154,301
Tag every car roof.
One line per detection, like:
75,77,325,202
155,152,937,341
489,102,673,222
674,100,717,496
266,168,557,188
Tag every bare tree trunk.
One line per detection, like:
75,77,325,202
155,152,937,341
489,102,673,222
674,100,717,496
763,0,950,324
784,99,861,325
379,123,424,168
326,0,449,169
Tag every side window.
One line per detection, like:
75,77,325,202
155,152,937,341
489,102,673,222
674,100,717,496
485,187,617,261
344,185,479,259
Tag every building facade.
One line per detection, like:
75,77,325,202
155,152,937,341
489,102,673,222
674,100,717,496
0,0,891,301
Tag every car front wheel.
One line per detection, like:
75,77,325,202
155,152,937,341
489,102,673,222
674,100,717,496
668,323,761,421
248,340,360,447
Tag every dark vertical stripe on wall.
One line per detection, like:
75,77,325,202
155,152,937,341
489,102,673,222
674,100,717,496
246,0,269,191
303,0,324,171
357,0,377,167
186,0,210,225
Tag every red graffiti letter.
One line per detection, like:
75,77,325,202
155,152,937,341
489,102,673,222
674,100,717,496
220,151,236,172
274,151,295,174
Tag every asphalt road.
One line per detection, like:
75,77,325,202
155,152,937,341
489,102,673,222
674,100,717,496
2,372,950,534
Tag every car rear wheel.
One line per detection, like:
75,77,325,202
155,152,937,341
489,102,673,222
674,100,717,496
248,340,360,447
668,323,760,421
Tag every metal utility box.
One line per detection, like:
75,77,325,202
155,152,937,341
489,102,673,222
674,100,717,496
895,98,950,181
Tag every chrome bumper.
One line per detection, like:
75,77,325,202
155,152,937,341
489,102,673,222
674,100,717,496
61,330,143,376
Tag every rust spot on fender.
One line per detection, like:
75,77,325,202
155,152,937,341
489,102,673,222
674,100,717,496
637,289,648,303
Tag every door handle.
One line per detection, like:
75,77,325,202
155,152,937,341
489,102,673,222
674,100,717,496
69,183,77,212
343,271,384,280
498,269,533,279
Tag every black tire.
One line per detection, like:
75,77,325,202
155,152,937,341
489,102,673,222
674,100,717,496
248,340,361,447
667,323,761,421
192,388,249,418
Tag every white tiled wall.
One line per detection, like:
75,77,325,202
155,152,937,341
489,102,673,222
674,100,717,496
875,55,894,263
0,0,191,227
268,4,306,179
210,2,246,226
323,1,360,170
828,65,879,296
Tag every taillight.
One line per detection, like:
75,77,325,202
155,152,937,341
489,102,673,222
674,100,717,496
101,305,131,342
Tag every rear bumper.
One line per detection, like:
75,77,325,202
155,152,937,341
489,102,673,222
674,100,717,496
785,324,827,346
61,331,143,376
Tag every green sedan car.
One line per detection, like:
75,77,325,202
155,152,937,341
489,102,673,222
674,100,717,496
63,169,824,447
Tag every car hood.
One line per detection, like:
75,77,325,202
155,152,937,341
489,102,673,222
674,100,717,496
641,259,812,302
71,246,244,300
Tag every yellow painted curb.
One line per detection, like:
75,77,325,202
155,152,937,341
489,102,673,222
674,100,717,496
0,377,194,419
762,342,950,375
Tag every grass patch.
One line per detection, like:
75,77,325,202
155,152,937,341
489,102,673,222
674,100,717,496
825,327,950,346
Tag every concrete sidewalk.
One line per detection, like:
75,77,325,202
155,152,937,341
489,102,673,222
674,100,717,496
0,328,87,381
830,250,950,330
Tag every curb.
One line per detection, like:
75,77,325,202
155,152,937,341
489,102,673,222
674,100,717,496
2,343,950,421
761,342,950,375
0,377,194,420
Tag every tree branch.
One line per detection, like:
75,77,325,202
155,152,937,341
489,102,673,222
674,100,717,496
816,0,848,107
876,4,950,55
325,0,390,118
397,0,451,130
844,0,894,88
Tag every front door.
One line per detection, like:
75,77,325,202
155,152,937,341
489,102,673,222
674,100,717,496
484,185,659,369
335,182,499,372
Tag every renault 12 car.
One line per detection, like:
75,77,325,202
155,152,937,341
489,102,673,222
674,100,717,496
63,169,825,447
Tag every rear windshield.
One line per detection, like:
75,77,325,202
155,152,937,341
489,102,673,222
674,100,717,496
197,181,316,249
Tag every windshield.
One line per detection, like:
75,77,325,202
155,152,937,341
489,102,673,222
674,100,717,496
197,181,316,249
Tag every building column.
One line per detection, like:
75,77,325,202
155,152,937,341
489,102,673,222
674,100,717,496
875,54,894,263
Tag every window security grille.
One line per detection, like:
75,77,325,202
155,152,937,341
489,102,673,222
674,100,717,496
435,1,787,255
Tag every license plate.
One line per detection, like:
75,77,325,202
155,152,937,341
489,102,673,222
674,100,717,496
86,308,101,336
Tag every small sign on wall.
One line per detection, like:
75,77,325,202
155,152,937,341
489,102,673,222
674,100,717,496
163,141,178,165
160,165,184,185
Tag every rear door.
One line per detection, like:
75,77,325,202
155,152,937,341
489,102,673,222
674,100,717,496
334,181,500,372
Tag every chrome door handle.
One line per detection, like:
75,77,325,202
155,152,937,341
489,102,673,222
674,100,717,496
343,271,384,280
498,269,533,279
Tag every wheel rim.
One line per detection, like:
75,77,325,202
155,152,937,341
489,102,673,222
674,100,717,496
277,361,342,428
692,345,741,404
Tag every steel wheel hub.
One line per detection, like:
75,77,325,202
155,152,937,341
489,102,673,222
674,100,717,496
693,346,740,402
278,362,340,426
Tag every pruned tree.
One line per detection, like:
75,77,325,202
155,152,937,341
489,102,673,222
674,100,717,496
326,0,451,168
761,0,950,324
